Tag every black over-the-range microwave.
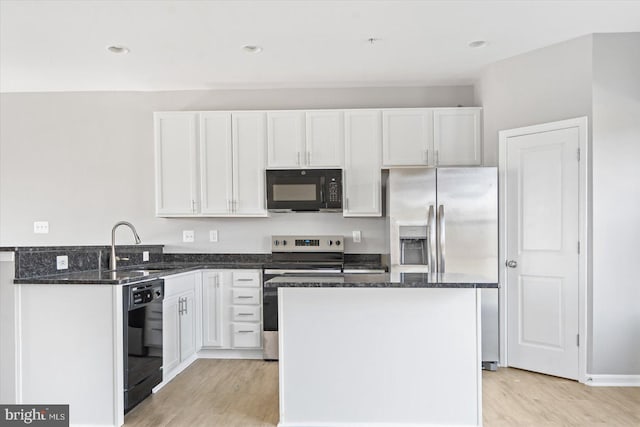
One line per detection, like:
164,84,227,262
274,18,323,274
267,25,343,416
266,169,342,212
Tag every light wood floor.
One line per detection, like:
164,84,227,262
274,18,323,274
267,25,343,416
125,359,640,427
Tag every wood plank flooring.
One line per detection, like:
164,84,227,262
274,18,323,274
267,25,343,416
124,359,640,427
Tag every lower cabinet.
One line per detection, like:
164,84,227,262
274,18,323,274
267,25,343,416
163,272,198,380
201,269,262,350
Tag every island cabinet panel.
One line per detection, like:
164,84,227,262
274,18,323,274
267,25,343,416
154,112,199,215
278,287,482,427
343,110,382,216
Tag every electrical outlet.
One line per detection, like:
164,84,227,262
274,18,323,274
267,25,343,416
352,230,362,243
56,255,68,270
183,230,195,243
34,221,49,234
210,230,218,242
142,251,149,262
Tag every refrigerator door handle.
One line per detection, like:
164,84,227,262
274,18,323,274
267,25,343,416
428,205,436,272
438,204,445,273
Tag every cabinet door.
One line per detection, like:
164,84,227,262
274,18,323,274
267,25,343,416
344,110,382,217
433,108,482,166
382,109,433,167
232,112,268,216
200,112,234,215
162,295,181,377
305,111,344,167
201,272,224,347
179,291,196,362
154,112,199,215
267,111,305,168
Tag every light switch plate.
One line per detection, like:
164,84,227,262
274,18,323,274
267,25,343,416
352,230,362,243
183,230,195,243
209,230,218,242
56,255,68,270
142,251,149,262
34,221,49,234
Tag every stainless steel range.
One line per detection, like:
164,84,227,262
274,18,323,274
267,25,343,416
262,235,344,360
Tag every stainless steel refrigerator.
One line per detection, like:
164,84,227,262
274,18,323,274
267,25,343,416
388,167,499,368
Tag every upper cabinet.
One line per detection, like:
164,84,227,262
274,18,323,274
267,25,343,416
266,110,343,168
155,111,267,217
382,109,433,167
433,108,482,166
382,107,482,167
344,110,382,217
154,112,199,216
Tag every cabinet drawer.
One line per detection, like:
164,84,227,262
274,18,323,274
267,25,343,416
232,288,260,305
232,305,261,322
231,323,261,348
232,271,261,287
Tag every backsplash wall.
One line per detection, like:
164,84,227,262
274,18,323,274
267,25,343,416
0,86,474,253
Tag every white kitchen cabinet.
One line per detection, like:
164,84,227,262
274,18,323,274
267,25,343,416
201,269,262,350
232,112,268,215
266,110,343,168
433,108,482,166
154,112,199,215
305,111,344,167
163,272,199,380
343,110,382,216
266,111,305,168
382,109,433,167
199,112,233,215
201,271,225,348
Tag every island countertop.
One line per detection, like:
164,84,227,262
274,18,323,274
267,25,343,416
265,272,498,288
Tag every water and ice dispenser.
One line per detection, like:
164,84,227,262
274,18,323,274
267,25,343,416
399,225,428,266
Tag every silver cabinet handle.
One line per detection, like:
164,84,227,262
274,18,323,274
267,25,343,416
227,200,231,212
237,330,254,334
236,278,254,282
428,205,436,273
178,297,184,315
506,260,518,268
437,204,445,273
237,295,253,299
191,200,196,213
307,151,311,165
296,151,300,166
237,313,253,316
425,149,429,164
435,150,440,165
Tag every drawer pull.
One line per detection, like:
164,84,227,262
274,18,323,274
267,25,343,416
237,296,254,299
235,278,255,282
237,313,253,316
237,330,254,334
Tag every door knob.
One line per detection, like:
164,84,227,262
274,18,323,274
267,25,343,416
506,260,518,268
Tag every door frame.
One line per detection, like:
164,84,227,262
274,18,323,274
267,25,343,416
498,116,589,383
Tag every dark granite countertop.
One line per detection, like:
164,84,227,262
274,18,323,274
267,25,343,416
265,272,498,289
13,262,265,285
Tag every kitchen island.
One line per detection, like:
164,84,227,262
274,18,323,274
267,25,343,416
268,273,497,427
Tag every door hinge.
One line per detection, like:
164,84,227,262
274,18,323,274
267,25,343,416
577,148,581,161
577,334,580,347
577,241,580,254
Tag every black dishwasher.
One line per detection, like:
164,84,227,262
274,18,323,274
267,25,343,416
123,279,164,413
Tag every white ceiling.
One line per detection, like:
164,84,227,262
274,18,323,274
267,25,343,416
1,0,639,93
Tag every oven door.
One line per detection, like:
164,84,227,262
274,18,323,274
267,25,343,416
266,169,324,211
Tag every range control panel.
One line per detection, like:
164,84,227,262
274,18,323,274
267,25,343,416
272,235,343,252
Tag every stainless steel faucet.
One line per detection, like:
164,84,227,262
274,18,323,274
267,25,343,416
110,221,141,270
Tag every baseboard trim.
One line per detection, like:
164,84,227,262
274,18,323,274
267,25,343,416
585,374,640,387
197,348,264,360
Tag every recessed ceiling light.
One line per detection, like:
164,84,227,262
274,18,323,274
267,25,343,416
242,45,263,54
106,45,130,54
468,40,488,49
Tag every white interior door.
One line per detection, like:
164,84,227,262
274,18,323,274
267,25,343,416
504,123,580,380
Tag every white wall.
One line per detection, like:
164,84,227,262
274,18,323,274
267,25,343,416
0,86,473,253
591,33,640,375
475,36,593,166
